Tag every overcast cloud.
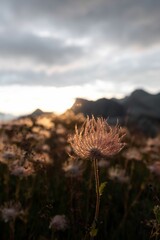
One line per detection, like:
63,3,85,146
0,0,160,92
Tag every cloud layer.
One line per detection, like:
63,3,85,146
0,0,160,91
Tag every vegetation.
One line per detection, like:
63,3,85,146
0,111,160,240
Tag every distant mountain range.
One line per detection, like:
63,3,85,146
71,89,160,137
0,109,49,122
1,89,160,136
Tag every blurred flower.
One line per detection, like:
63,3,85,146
123,147,142,161
42,144,50,152
2,151,16,161
9,161,34,177
142,137,160,154
0,201,23,223
68,116,126,160
56,124,66,135
147,137,160,148
33,153,52,165
98,159,110,168
108,167,129,183
148,161,160,176
63,158,84,177
49,215,69,231
36,116,54,129
58,137,66,143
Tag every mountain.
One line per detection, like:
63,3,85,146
70,89,160,137
123,89,160,119
72,98,126,124
30,108,44,117
0,112,16,121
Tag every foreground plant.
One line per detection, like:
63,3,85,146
68,116,126,238
0,201,24,240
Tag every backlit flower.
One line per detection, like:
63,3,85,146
0,201,23,223
123,147,142,161
62,158,84,177
108,167,129,183
9,160,34,177
148,161,160,176
68,116,126,160
49,215,69,231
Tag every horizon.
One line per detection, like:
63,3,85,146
0,87,159,117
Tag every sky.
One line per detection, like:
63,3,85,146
0,0,160,115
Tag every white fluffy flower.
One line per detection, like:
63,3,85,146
0,202,22,223
49,215,68,231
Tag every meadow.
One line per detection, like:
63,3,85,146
0,111,160,240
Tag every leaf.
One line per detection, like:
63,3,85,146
153,205,160,224
99,181,107,196
90,227,98,237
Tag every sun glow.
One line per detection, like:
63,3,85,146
0,86,76,116
0,81,126,116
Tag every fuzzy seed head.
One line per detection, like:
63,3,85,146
68,116,126,160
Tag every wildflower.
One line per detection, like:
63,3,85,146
123,147,142,161
33,153,52,165
143,137,160,154
108,166,129,183
49,215,69,231
148,161,160,177
56,124,66,135
63,158,84,177
68,116,126,160
9,160,34,177
2,151,16,160
98,159,110,168
0,201,23,223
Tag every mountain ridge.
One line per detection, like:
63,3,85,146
70,89,160,137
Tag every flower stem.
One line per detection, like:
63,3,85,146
93,157,100,222
9,221,15,240
89,157,100,239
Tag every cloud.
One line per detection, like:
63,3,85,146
0,30,85,65
0,0,160,91
1,0,160,46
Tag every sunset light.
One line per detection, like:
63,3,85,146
0,81,124,116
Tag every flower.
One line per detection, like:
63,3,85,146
0,201,23,223
148,161,160,176
98,159,110,168
9,160,34,177
49,215,69,231
123,147,142,161
62,158,84,177
68,116,126,160
2,151,16,161
108,167,129,183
